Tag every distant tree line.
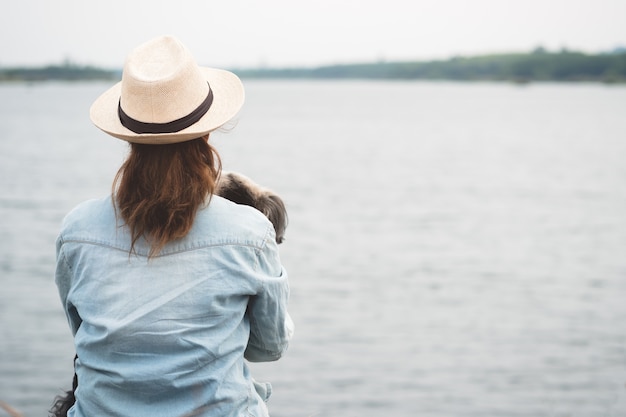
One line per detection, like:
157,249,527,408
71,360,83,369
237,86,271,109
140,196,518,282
0,63,119,82
235,49,626,83
2,49,625,83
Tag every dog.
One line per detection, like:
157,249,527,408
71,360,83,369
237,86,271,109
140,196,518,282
215,171,288,244
49,172,288,417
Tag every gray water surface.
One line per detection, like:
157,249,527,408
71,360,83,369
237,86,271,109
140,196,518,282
1,80,626,417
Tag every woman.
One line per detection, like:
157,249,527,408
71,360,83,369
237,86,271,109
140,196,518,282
55,36,293,417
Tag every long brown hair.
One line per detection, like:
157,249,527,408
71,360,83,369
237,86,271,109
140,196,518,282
113,137,221,257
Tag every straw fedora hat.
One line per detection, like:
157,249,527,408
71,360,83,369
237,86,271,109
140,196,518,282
90,36,244,144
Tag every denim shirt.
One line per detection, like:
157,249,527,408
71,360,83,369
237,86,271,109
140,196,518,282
55,195,293,417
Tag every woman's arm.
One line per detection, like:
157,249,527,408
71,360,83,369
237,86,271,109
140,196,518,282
55,238,82,336
244,234,294,362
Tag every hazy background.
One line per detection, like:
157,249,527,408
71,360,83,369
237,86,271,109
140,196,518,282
1,0,625,69
2,2,626,417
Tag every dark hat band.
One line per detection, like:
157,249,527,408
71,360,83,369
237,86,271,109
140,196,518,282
118,84,214,134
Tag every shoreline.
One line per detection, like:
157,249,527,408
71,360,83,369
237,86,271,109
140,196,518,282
2,49,626,84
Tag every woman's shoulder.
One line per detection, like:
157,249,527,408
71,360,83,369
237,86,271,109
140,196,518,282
191,195,275,247
58,194,276,253
60,195,116,231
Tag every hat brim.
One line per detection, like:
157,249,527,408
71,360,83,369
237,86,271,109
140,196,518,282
89,67,244,144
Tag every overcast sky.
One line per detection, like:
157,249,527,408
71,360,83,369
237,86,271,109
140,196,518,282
1,0,625,69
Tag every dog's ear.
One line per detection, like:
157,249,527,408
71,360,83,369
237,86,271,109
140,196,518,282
256,192,288,244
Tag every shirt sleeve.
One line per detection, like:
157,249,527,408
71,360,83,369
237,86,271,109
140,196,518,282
55,237,82,336
244,230,294,362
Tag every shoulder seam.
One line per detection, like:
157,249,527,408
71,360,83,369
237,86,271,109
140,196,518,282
60,237,267,258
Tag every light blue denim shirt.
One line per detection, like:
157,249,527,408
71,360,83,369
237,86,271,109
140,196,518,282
55,194,293,417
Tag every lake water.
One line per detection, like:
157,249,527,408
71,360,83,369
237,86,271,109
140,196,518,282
1,80,626,417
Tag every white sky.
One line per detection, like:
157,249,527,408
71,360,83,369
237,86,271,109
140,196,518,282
1,0,625,69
